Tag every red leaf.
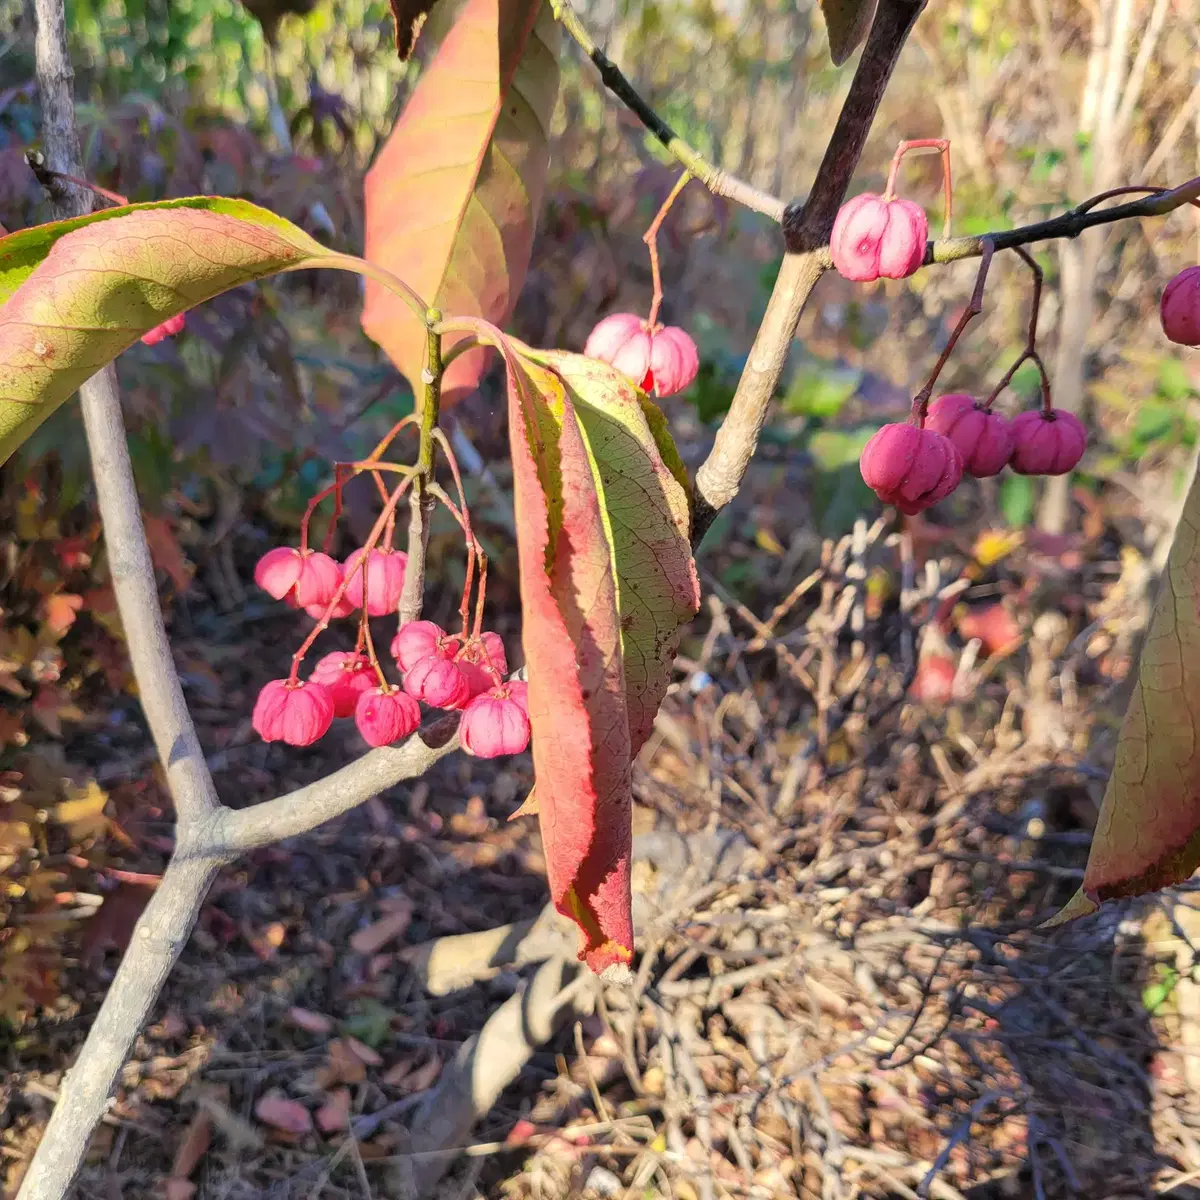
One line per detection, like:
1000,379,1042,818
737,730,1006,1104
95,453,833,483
362,0,560,404
254,1093,312,1135
143,514,191,593
40,592,83,638
504,345,698,974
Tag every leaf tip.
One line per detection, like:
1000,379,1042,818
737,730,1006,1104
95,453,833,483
1039,886,1099,930
583,939,634,979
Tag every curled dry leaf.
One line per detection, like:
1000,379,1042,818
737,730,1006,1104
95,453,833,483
395,1053,442,1094
389,0,438,59
254,1092,312,1135
169,1111,212,1181
316,1087,351,1134
349,903,413,955
287,1006,334,1036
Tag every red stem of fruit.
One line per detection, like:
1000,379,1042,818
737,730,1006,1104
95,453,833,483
909,238,995,424
359,581,389,688
431,428,482,639
321,464,349,555
365,414,419,464
883,138,952,238
289,471,415,680
472,553,488,641
980,246,1053,413
644,170,692,330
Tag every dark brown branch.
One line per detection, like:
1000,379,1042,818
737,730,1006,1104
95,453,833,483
692,0,928,544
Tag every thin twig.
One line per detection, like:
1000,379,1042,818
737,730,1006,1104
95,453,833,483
550,0,786,224
692,0,929,543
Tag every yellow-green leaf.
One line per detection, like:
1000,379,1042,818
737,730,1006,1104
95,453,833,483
0,198,332,463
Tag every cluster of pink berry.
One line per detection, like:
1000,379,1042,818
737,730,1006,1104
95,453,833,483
584,312,698,398
827,143,1087,516
250,542,530,757
859,396,1087,515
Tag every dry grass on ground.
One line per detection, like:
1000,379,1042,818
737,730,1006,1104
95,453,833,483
4,496,1200,1200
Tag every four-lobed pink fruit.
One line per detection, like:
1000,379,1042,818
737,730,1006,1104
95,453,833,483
831,193,928,283
859,423,964,515
403,653,471,709
1161,266,1200,346
310,651,375,718
342,547,407,616
1008,409,1087,475
354,686,421,747
455,632,508,698
460,682,531,758
584,313,699,397
924,393,1014,478
255,547,341,609
253,679,335,746
391,620,455,672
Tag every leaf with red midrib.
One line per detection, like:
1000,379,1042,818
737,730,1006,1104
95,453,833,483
1048,459,1200,925
503,342,698,974
506,350,633,973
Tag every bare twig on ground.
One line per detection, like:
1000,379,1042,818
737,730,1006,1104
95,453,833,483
390,957,596,1197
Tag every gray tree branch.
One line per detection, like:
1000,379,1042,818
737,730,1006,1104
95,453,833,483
16,856,220,1200
209,717,461,854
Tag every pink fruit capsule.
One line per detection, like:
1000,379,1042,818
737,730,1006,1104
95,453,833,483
310,651,375,718
859,422,964,514
342,547,407,617
456,632,509,698
304,563,356,621
584,313,699,397
391,620,451,672
403,654,471,710
254,547,341,609
1161,266,1200,346
252,678,335,746
830,193,928,283
354,686,421,747
647,326,700,397
460,685,532,758
924,393,1015,478
1008,409,1087,476
141,312,186,346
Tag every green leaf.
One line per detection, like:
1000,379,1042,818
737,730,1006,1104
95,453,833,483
362,0,560,406
0,198,331,463
783,362,862,419
1132,400,1177,451
998,474,1035,528
819,0,878,65
1158,356,1193,402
